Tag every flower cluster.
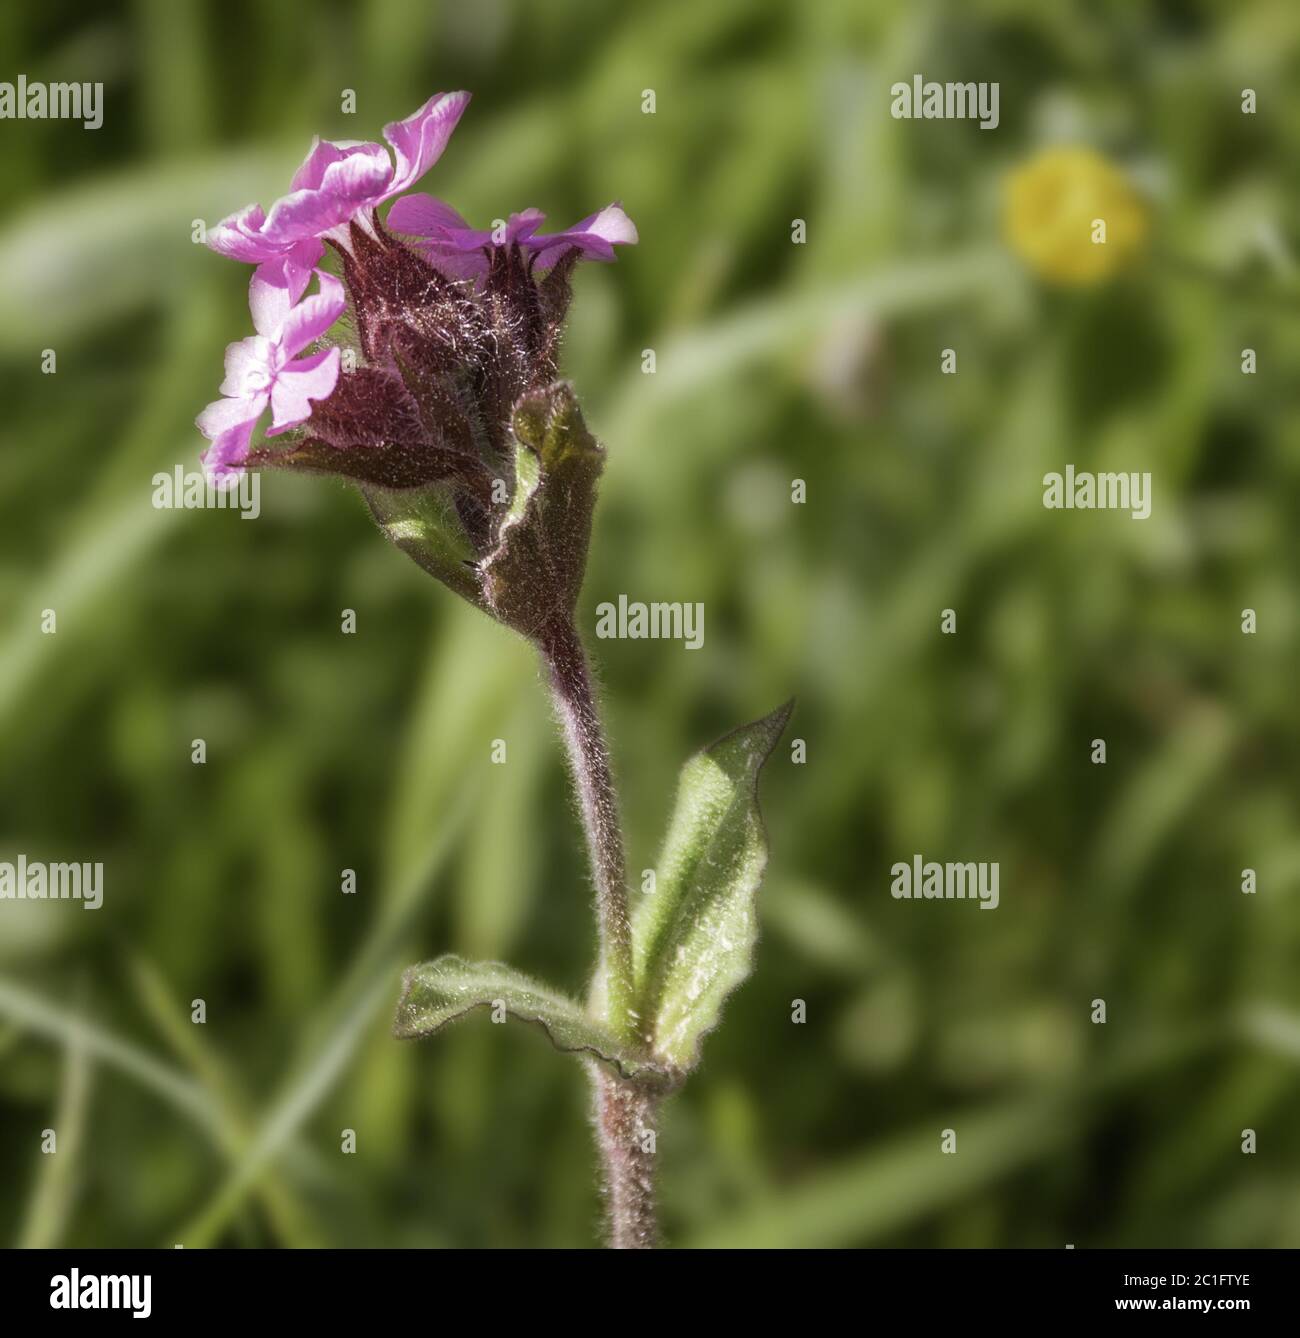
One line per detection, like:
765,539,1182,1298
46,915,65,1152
198,93,636,636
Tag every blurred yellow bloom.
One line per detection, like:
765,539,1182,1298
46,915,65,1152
1003,147,1149,285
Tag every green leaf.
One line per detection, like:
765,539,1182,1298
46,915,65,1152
359,485,487,611
633,701,793,1071
394,955,669,1085
481,383,605,639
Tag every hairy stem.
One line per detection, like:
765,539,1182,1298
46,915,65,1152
539,617,660,1248
539,618,636,1038
592,1067,660,1249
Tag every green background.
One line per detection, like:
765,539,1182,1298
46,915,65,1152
1,0,1298,1247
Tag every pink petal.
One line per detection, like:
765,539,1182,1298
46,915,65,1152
510,209,546,241
248,247,323,336
395,202,554,281
527,203,638,268
257,146,388,247
435,222,497,250
291,138,354,192
249,268,292,339
207,204,277,262
219,337,275,397
390,199,544,253
382,91,471,199
267,348,341,432
386,192,471,237
416,243,492,281
202,416,259,485
196,393,264,443
581,203,639,246
277,272,346,360
282,239,326,294
209,207,327,275
315,142,393,201
259,186,363,247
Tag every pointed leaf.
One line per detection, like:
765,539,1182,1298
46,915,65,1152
632,701,793,1071
394,954,669,1085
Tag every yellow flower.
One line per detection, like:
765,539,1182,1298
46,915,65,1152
1003,147,1149,285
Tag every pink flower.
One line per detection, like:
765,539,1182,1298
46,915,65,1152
207,92,470,267
195,93,637,505
386,197,637,279
196,257,346,484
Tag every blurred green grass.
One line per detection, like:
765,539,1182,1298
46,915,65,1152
1,0,1299,1247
